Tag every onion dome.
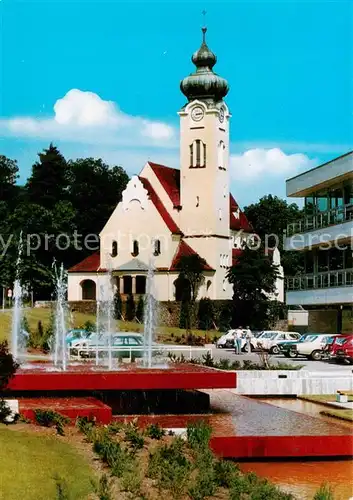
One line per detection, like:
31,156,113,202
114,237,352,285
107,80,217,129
181,27,229,103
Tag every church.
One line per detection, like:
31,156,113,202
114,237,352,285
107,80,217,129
68,27,282,303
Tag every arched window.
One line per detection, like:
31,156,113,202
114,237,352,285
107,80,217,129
190,140,206,168
132,240,139,257
81,280,96,300
174,277,191,302
154,239,161,256
111,240,118,257
218,141,226,170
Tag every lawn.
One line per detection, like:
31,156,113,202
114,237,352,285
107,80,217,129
298,394,353,422
299,394,353,404
0,425,94,500
0,308,220,344
320,409,353,422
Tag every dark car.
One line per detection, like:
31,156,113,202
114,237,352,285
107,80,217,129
279,333,321,358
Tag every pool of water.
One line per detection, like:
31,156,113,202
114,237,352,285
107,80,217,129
239,398,353,499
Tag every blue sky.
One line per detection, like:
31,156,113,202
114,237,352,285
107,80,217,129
0,0,352,207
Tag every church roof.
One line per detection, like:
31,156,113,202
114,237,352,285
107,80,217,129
229,194,253,232
170,240,214,272
148,163,252,233
138,176,183,235
68,252,106,273
148,162,181,208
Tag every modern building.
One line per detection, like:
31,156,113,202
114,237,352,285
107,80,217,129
67,27,256,303
285,151,353,332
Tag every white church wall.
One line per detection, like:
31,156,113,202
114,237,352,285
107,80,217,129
67,273,111,301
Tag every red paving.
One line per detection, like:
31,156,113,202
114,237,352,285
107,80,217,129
8,364,236,391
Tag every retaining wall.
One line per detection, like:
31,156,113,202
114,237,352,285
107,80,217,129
233,370,353,396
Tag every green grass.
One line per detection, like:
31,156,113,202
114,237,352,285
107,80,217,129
0,308,220,344
0,425,94,500
320,409,353,422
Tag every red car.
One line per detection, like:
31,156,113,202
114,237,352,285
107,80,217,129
330,335,353,364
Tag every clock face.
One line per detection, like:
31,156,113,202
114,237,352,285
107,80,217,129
191,106,204,122
219,107,225,123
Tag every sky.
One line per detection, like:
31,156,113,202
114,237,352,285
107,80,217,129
0,0,352,208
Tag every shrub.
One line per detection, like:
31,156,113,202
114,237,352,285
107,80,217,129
197,298,214,330
34,409,69,436
0,399,13,424
218,303,233,332
124,422,145,450
187,421,212,451
125,293,136,321
76,415,96,436
83,320,95,333
0,340,19,390
179,299,191,329
120,465,142,496
114,290,123,320
314,483,335,500
214,459,239,488
201,352,214,367
145,423,165,440
92,474,114,500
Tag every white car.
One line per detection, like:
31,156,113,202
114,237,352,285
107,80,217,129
216,330,236,349
252,331,301,354
290,333,334,360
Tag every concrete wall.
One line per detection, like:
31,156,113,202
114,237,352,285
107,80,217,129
286,286,353,306
233,370,353,396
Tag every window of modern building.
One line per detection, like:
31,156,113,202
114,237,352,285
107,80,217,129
317,250,329,273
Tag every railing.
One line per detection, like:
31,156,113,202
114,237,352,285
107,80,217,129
286,268,353,291
287,203,353,236
69,345,212,362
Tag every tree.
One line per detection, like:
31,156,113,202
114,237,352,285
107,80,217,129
136,295,144,323
0,155,20,207
197,298,214,330
0,341,19,391
244,195,304,276
114,290,123,320
125,293,136,321
227,244,281,329
26,144,69,209
179,299,191,330
176,254,207,302
67,158,129,242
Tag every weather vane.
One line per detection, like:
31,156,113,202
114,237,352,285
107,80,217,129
202,9,207,25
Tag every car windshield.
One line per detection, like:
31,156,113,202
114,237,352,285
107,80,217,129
303,335,317,342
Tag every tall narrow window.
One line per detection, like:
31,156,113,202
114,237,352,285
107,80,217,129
132,240,139,257
190,140,206,168
111,240,118,257
218,141,225,169
189,144,193,168
154,239,161,256
196,140,201,166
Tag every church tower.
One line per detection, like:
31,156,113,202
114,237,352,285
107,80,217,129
179,26,231,297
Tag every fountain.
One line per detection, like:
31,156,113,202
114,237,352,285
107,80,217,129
143,255,158,368
11,231,24,360
52,263,68,370
97,260,115,370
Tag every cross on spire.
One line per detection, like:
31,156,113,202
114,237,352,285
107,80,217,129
201,9,207,42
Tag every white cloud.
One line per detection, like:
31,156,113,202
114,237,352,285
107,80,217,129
1,89,177,148
230,148,316,182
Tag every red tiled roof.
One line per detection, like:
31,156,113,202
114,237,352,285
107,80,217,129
68,252,107,273
139,176,182,235
170,240,214,271
148,162,181,208
229,194,253,232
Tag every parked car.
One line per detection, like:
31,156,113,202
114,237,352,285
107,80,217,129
279,333,321,358
216,330,236,349
70,332,145,359
66,329,90,345
255,331,301,354
289,333,334,360
330,335,353,364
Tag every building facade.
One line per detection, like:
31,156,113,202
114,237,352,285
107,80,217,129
68,27,282,304
285,151,353,332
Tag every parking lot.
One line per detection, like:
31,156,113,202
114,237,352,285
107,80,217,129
207,345,353,372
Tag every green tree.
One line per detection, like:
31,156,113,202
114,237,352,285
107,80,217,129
125,293,136,321
26,144,69,209
227,244,281,329
176,254,207,302
197,298,214,330
244,195,304,276
67,158,129,242
0,155,20,207
136,295,144,322
114,290,123,320
179,298,191,330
